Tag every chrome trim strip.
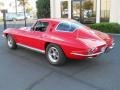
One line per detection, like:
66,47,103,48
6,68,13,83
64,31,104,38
17,43,45,54
71,51,104,57
71,42,115,57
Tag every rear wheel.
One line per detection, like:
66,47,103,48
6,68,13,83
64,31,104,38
7,35,17,49
46,44,67,66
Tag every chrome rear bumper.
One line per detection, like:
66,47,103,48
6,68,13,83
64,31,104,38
71,43,115,58
105,43,115,53
71,51,104,57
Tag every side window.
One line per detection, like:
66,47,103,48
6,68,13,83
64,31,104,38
34,21,49,32
56,22,76,32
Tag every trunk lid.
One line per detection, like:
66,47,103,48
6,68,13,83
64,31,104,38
76,27,106,48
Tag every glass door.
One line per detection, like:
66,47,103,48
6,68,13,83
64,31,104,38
72,0,96,24
72,1,81,21
61,1,68,18
100,0,110,22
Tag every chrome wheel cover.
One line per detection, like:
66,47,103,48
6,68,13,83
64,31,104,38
8,37,13,48
48,47,59,63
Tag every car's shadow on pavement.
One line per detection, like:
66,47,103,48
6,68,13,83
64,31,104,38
11,46,104,76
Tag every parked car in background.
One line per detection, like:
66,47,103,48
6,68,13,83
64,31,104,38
15,13,25,20
16,13,31,19
6,13,31,21
2,18,115,66
6,13,17,21
25,13,31,19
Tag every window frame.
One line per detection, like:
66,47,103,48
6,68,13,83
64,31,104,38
56,22,78,32
33,21,49,32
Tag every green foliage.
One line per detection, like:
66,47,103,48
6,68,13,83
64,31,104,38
18,0,32,14
90,23,120,34
18,0,29,6
62,1,68,9
26,6,32,13
36,0,50,18
83,1,93,10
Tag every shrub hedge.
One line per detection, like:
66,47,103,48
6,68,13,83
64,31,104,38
90,22,120,34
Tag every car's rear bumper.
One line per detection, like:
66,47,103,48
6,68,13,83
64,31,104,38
71,51,103,57
70,43,115,59
105,42,115,53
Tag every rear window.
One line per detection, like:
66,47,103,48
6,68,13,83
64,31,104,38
56,21,83,32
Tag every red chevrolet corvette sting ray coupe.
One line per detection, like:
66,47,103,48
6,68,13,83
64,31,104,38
2,18,115,65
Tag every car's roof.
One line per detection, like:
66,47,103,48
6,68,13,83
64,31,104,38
37,18,75,23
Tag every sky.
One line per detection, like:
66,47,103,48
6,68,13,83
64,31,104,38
0,0,37,12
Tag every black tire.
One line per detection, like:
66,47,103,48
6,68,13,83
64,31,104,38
7,35,17,49
46,44,67,66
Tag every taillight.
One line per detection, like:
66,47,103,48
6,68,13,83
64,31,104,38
88,47,97,54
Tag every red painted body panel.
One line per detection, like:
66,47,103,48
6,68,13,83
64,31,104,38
3,18,114,60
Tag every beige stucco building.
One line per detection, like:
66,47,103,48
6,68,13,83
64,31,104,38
50,0,120,24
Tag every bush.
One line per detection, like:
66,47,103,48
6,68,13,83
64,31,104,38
36,0,50,18
90,23,120,34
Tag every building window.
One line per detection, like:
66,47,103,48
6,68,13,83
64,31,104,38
72,0,97,24
72,1,81,21
61,1,68,18
100,0,110,22
82,0,97,23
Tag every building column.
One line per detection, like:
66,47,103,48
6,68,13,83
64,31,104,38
50,0,54,18
96,0,101,23
110,0,120,24
50,0,61,18
68,0,72,19
56,1,61,18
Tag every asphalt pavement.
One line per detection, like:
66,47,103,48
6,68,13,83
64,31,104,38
0,20,120,90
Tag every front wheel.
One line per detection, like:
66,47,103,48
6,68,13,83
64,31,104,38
7,35,17,49
46,44,67,66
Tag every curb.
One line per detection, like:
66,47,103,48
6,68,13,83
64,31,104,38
108,33,120,36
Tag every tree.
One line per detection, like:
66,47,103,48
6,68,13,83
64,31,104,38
83,1,93,10
26,6,32,13
18,0,29,6
62,1,68,10
18,0,32,14
36,0,50,18
17,0,29,12
18,0,29,26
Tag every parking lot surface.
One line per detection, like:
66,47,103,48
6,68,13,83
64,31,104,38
0,21,120,90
